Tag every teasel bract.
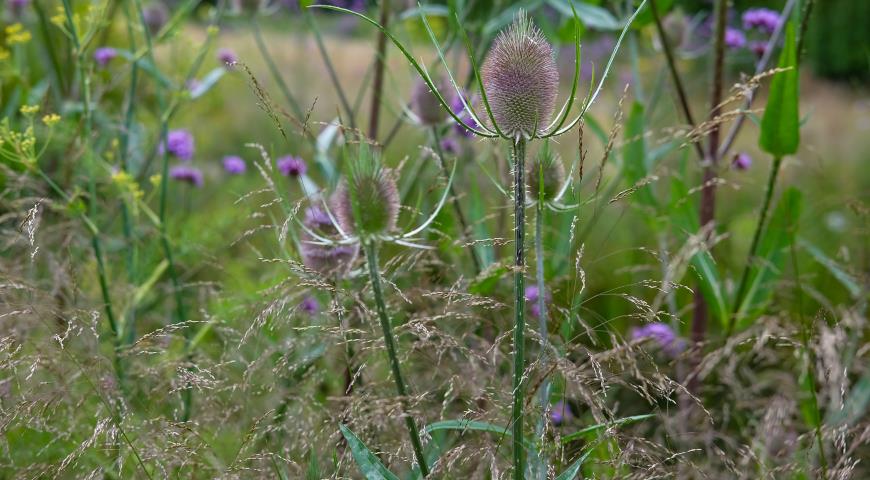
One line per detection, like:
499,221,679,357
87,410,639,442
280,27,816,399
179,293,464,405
310,2,649,478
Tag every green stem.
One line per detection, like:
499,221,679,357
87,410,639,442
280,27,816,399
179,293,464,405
731,155,782,331
533,200,549,479
431,126,481,274
512,139,527,480
362,241,429,476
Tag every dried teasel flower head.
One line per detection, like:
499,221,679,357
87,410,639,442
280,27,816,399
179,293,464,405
527,141,565,202
331,144,399,237
411,76,450,126
481,10,559,141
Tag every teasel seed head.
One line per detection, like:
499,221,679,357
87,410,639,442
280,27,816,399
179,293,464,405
411,77,450,126
331,145,400,237
481,11,559,141
527,142,565,202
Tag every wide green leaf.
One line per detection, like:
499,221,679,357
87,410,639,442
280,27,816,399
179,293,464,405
547,0,621,30
735,188,803,327
760,23,800,156
339,424,400,480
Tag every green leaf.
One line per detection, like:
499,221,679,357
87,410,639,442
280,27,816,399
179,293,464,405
547,0,621,30
668,178,729,328
559,414,654,444
468,264,510,295
735,188,803,326
339,424,400,480
622,101,656,208
554,448,595,480
189,67,226,99
759,23,800,156
423,419,535,451
799,238,863,299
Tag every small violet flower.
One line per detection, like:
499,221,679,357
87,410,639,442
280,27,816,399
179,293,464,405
169,165,204,187
159,129,195,161
300,295,319,315
450,93,478,138
549,400,573,426
630,322,685,357
750,41,768,59
724,28,746,50
217,48,238,68
732,152,752,171
223,155,246,174
277,155,306,177
94,47,117,67
524,285,551,318
10,0,30,16
742,8,781,35
439,136,460,156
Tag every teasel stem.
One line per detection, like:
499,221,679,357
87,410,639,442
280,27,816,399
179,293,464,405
362,240,430,476
511,139,527,480
730,156,783,331
431,126,482,274
368,0,391,140
533,198,550,478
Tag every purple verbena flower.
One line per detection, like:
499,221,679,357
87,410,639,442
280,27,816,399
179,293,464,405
440,136,460,155
159,129,195,161
630,322,685,357
742,8,781,35
524,285,552,318
94,47,117,67
223,155,246,174
277,155,306,177
300,206,360,277
169,165,204,187
9,0,30,16
724,28,746,50
549,401,573,426
732,152,752,171
299,295,319,315
217,48,238,68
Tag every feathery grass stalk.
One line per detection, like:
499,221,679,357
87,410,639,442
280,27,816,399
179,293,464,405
250,20,307,123
731,156,782,325
367,0,391,140
362,240,430,476
512,139,527,479
431,126,481,274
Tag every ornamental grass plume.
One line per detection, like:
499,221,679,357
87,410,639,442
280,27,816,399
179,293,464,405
480,11,559,141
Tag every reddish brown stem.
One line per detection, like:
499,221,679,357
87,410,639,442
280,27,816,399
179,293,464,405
367,0,391,141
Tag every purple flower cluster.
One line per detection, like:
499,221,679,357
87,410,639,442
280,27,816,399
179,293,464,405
223,155,246,174
160,129,195,161
630,322,685,357
277,155,306,177
9,0,30,16
450,93,478,138
524,285,551,318
549,401,573,426
724,28,746,50
94,47,117,67
742,8,781,35
732,152,752,171
169,165,204,187
217,48,238,68
299,295,319,315
300,206,360,277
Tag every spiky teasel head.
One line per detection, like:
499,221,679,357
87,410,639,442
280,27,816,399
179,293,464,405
411,77,451,126
527,141,565,202
331,144,400,237
481,11,559,141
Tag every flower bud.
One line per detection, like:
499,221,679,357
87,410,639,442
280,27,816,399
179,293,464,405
331,147,399,236
411,77,449,126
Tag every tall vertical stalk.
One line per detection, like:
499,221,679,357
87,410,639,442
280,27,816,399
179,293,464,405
731,156,782,324
533,199,549,480
368,0,391,140
362,241,429,476
431,126,481,274
511,139,527,480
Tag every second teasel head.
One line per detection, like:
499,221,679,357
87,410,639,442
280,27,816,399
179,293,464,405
480,11,559,141
411,77,451,126
527,142,565,202
331,144,400,237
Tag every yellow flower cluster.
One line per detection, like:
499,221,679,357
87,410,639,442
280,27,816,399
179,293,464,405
42,114,61,126
5,23,32,45
20,104,40,116
111,169,144,200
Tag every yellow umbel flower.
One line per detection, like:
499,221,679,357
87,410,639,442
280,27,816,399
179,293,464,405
42,114,61,126
20,105,40,116
5,23,32,45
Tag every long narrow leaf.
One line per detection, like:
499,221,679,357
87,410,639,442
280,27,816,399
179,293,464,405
339,424,400,480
